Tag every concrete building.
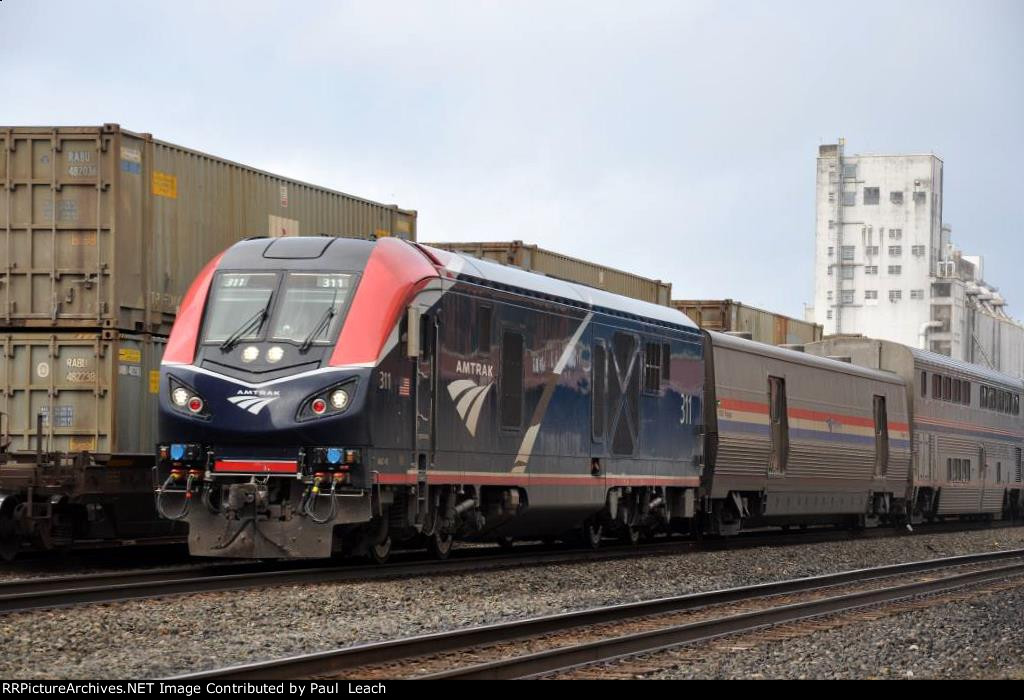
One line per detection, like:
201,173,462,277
808,140,1024,378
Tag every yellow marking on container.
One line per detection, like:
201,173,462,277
375,228,391,238
70,437,95,452
118,348,142,363
152,171,178,199
149,370,160,394
71,232,97,246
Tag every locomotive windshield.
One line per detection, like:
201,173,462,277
270,273,353,345
200,271,355,347
202,273,277,343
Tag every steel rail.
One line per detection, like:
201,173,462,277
3,520,1018,616
172,547,1024,681
430,560,1024,679
0,538,700,615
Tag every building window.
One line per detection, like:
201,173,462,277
889,289,902,302
910,289,925,300
932,282,951,297
913,191,927,205
842,164,857,179
865,290,878,300
888,265,902,275
840,290,855,304
864,187,880,205
841,266,855,280
888,246,902,256
890,191,904,205
826,290,834,301
840,245,855,261
865,265,878,275
866,245,879,256
889,229,902,240
842,191,856,206
828,267,833,276
827,246,834,257
826,310,833,320
912,244,926,256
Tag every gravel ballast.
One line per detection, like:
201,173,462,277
1,526,1023,678
643,580,1024,680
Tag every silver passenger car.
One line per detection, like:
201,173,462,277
805,337,1023,521
703,332,911,533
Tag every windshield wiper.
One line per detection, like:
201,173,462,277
299,305,336,353
220,302,271,352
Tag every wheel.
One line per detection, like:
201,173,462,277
496,536,514,551
367,536,392,564
620,524,640,546
427,530,454,560
583,520,603,550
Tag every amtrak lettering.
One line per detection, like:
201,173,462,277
455,360,494,378
228,389,281,416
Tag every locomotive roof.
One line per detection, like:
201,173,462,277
417,244,698,330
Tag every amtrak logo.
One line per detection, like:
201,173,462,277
227,390,280,416
447,379,493,436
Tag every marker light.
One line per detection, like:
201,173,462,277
170,444,186,461
311,398,327,415
188,397,205,414
267,346,285,364
330,389,350,410
172,388,190,406
241,346,260,363
326,448,342,464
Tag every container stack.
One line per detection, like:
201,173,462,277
0,124,417,550
426,240,672,306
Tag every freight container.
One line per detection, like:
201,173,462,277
672,299,824,346
0,331,177,556
427,240,672,306
0,331,164,455
0,125,417,335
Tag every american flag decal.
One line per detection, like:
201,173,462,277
398,377,411,397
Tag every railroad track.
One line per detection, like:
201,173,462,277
170,547,1024,680
0,520,1018,616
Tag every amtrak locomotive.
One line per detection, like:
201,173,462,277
156,236,1024,560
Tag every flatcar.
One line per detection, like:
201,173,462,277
155,237,1023,560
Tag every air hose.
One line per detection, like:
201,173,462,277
155,469,196,521
302,474,339,524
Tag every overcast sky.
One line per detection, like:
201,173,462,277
3,0,1022,319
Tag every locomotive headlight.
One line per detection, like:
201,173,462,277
267,346,285,364
241,346,260,363
172,387,190,407
330,388,350,410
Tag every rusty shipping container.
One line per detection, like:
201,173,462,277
427,240,672,306
672,299,823,346
0,124,417,335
